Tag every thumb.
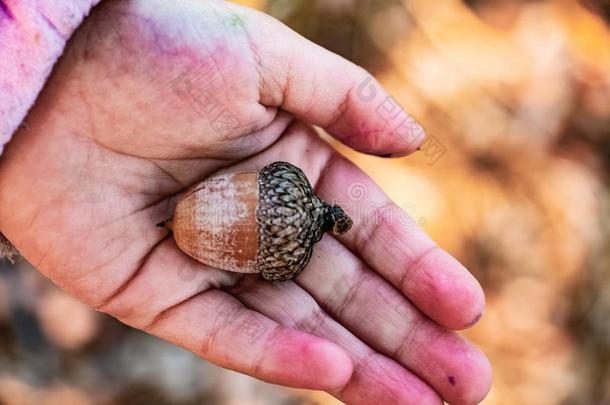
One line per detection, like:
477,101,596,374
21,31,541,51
244,7,426,157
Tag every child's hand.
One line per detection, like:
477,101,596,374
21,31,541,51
0,1,491,404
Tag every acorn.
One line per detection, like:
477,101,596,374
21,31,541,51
158,161,353,281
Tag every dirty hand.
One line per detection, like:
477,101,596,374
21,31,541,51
0,1,491,404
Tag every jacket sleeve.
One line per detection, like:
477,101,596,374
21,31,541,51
0,0,102,259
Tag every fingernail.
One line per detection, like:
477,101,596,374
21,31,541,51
394,117,426,150
465,313,483,328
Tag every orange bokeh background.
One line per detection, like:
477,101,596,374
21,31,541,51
1,1,609,404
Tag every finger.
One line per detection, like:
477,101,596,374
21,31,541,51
298,235,492,405
315,157,486,330
225,3,425,157
99,240,353,391
227,279,443,405
227,122,485,330
149,290,353,391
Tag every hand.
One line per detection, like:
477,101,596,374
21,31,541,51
0,1,491,404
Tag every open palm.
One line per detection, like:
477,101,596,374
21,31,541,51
0,1,491,404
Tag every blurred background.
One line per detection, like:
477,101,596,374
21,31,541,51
1,0,609,404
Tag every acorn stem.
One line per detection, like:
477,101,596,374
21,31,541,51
156,218,174,231
323,204,353,236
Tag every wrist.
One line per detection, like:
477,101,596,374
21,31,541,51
0,0,103,261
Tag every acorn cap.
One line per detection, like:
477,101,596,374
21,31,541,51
256,162,352,280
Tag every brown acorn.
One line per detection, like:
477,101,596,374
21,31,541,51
158,161,353,281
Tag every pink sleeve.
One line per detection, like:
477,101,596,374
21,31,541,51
0,0,101,154
0,0,101,258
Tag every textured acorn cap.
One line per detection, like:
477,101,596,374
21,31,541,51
167,161,353,281
255,161,352,280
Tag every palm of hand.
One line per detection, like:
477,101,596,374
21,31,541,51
0,1,491,404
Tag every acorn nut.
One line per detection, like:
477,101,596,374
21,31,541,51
158,161,353,281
